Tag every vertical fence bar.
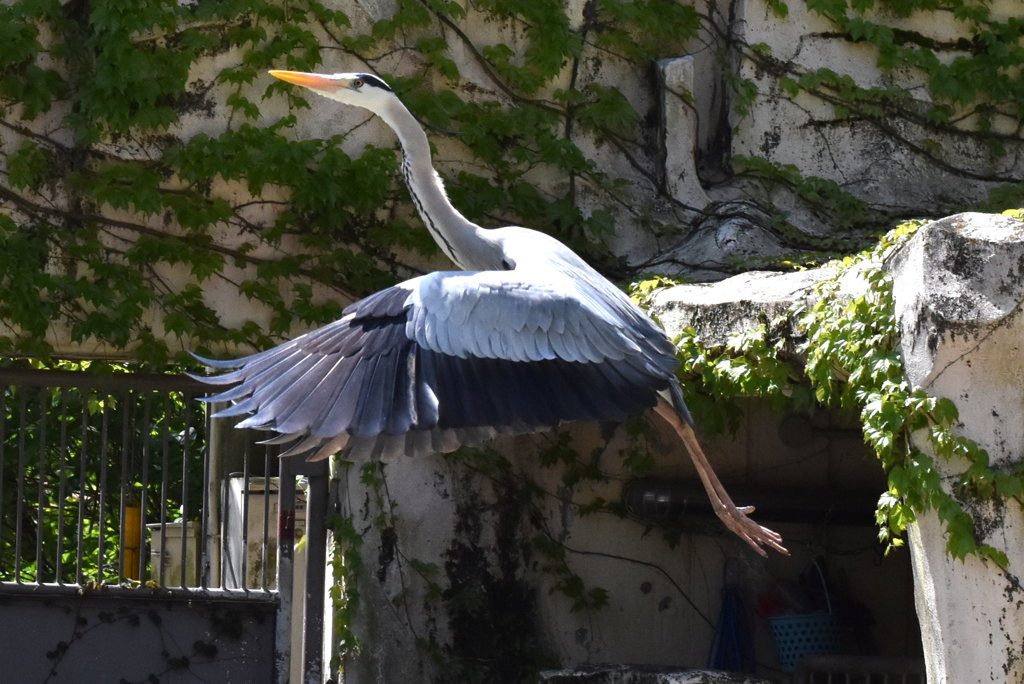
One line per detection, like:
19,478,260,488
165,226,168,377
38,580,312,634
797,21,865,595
15,391,28,582
303,465,329,684
96,400,110,583
201,406,213,589
130,390,143,582
35,390,47,583
262,444,272,591
180,391,193,591
140,392,156,586
240,437,251,589
158,393,171,586
55,388,69,585
75,391,89,585
0,388,7,578
275,456,296,684
117,390,131,583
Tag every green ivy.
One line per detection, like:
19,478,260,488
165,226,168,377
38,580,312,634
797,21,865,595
744,1,1023,138
640,218,1022,568
3,1,1023,671
3,0,1021,364
0,0,710,365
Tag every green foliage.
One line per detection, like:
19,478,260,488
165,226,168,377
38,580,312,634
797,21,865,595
2,0,1019,366
733,156,872,231
637,220,1021,568
0,360,205,584
750,0,1024,135
0,0,708,365
733,0,1024,220
327,509,362,664
799,224,1015,567
673,324,812,435
814,1,1024,121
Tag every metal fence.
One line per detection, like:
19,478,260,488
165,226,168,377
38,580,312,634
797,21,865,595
0,366,332,683
0,366,287,591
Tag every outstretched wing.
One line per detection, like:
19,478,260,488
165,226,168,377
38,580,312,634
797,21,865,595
195,268,679,461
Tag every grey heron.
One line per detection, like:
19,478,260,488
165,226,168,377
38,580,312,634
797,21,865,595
196,70,787,556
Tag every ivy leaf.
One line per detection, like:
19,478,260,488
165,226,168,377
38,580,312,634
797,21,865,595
7,141,53,189
944,512,977,560
576,84,640,136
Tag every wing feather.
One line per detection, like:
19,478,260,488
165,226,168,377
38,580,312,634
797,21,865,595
314,357,370,437
195,265,680,461
406,269,671,368
232,354,335,428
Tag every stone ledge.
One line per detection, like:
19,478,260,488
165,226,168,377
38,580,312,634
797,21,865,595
540,664,771,683
650,268,834,347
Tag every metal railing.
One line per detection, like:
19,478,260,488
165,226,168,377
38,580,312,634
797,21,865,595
0,366,333,683
0,367,285,593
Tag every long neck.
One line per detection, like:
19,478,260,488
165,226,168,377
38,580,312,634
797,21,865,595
377,99,483,269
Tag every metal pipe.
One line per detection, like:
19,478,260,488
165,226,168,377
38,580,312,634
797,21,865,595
180,392,194,590
15,392,27,582
261,446,272,591
139,392,153,585
302,464,329,684
275,456,296,684
240,439,251,589
74,395,89,584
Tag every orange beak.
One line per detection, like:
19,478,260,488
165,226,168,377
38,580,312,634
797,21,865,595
268,70,342,91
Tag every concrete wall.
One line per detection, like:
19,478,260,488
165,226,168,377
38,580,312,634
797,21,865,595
891,213,1024,682
0,588,278,682
336,401,920,681
4,1,1021,355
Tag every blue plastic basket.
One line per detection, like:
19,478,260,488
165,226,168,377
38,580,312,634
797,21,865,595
769,560,841,672
769,611,841,672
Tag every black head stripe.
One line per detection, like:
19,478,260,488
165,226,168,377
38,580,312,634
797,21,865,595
357,74,392,92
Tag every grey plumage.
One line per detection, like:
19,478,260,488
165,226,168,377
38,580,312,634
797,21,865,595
197,264,679,461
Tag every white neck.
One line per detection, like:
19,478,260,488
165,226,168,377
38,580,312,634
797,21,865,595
377,99,484,270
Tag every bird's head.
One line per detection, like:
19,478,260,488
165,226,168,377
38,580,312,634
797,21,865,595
269,70,395,113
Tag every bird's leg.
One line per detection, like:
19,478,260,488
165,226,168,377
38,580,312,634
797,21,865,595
654,399,789,557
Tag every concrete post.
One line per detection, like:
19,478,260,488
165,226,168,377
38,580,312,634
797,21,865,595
889,212,1024,682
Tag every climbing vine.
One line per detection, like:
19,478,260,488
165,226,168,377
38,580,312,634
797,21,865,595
0,0,704,366
726,0,1024,237
643,216,1024,568
2,1,1024,677
2,1,1022,367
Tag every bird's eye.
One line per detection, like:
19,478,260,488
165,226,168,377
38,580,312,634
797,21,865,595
352,78,363,89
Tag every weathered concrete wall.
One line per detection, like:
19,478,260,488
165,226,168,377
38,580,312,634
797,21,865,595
333,212,1024,681
334,405,916,681
0,588,278,682
888,213,1024,682
3,0,1021,356
730,0,1023,216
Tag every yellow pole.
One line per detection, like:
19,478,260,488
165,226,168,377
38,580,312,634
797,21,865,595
122,503,142,580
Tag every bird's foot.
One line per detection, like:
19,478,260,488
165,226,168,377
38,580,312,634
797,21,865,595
716,503,789,557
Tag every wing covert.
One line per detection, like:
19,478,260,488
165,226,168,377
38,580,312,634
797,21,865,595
407,269,676,371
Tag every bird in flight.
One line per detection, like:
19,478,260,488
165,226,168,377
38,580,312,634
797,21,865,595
196,69,787,557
